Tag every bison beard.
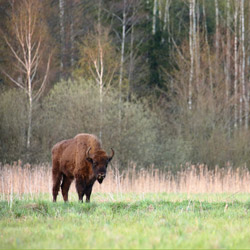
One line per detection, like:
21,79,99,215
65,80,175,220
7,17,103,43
52,133,114,203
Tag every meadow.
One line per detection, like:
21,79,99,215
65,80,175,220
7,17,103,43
1,162,250,249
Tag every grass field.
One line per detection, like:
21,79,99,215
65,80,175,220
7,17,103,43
1,193,250,249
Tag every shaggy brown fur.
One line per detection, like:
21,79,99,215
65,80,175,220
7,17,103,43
52,133,114,202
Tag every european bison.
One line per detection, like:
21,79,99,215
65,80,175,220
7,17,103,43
52,133,114,202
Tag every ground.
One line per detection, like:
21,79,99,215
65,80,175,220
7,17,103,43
1,193,250,249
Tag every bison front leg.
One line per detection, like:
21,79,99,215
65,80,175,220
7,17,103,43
61,174,73,202
85,186,93,203
75,178,86,202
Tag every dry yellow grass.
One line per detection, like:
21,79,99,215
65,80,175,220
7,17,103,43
1,161,250,201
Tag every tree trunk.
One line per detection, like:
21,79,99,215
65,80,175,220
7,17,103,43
27,6,32,155
234,2,239,129
188,0,194,110
70,1,75,67
98,0,103,141
152,0,157,35
118,0,126,131
128,5,135,101
215,0,219,83
195,0,200,91
27,92,32,151
225,0,231,103
240,0,248,129
59,0,65,77
162,0,170,43
202,0,213,92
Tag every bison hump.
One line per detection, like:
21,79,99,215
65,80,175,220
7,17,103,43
74,133,101,150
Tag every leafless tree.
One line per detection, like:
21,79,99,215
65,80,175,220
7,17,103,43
1,0,52,154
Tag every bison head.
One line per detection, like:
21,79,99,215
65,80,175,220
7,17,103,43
86,147,114,184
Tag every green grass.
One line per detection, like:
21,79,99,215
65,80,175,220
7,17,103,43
1,193,250,249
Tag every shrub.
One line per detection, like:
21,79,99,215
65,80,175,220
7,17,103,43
37,78,160,166
0,89,28,161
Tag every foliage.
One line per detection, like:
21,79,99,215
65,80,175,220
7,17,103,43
0,0,249,168
0,89,28,161
37,78,160,166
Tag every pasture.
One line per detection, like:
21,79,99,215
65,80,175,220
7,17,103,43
1,163,250,249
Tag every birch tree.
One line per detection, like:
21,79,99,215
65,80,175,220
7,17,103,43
240,0,248,129
202,0,213,92
195,0,200,90
76,26,118,141
1,0,52,154
234,1,239,128
162,0,171,43
188,0,195,110
104,0,133,132
152,0,157,35
225,0,231,102
215,0,219,81
118,0,127,124
59,0,65,77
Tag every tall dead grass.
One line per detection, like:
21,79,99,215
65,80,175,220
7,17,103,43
1,161,250,201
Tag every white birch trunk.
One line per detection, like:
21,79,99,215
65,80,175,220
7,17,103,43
128,5,135,100
158,0,162,21
188,0,194,110
225,0,231,102
240,0,248,129
99,42,104,141
27,91,32,150
234,2,239,129
118,0,126,129
239,1,243,127
26,3,33,152
194,0,200,90
162,0,170,43
70,5,75,67
152,0,157,35
215,0,219,82
98,0,103,141
59,0,65,76
202,0,213,92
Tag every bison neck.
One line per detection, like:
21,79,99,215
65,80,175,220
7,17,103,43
74,161,96,183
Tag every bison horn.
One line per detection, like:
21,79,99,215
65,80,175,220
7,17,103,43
86,147,92,157
109,148,114,161
86,147,93,164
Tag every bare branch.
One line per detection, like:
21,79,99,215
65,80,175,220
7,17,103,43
34,53,52,101
1,69,26,92
4,36,26,69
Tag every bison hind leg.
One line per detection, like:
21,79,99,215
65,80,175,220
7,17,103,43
52,171,63,202
61,174,72,202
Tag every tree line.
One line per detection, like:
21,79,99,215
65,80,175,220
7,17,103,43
0,0,249,169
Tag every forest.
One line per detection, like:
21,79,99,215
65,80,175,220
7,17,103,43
0,0,249,169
